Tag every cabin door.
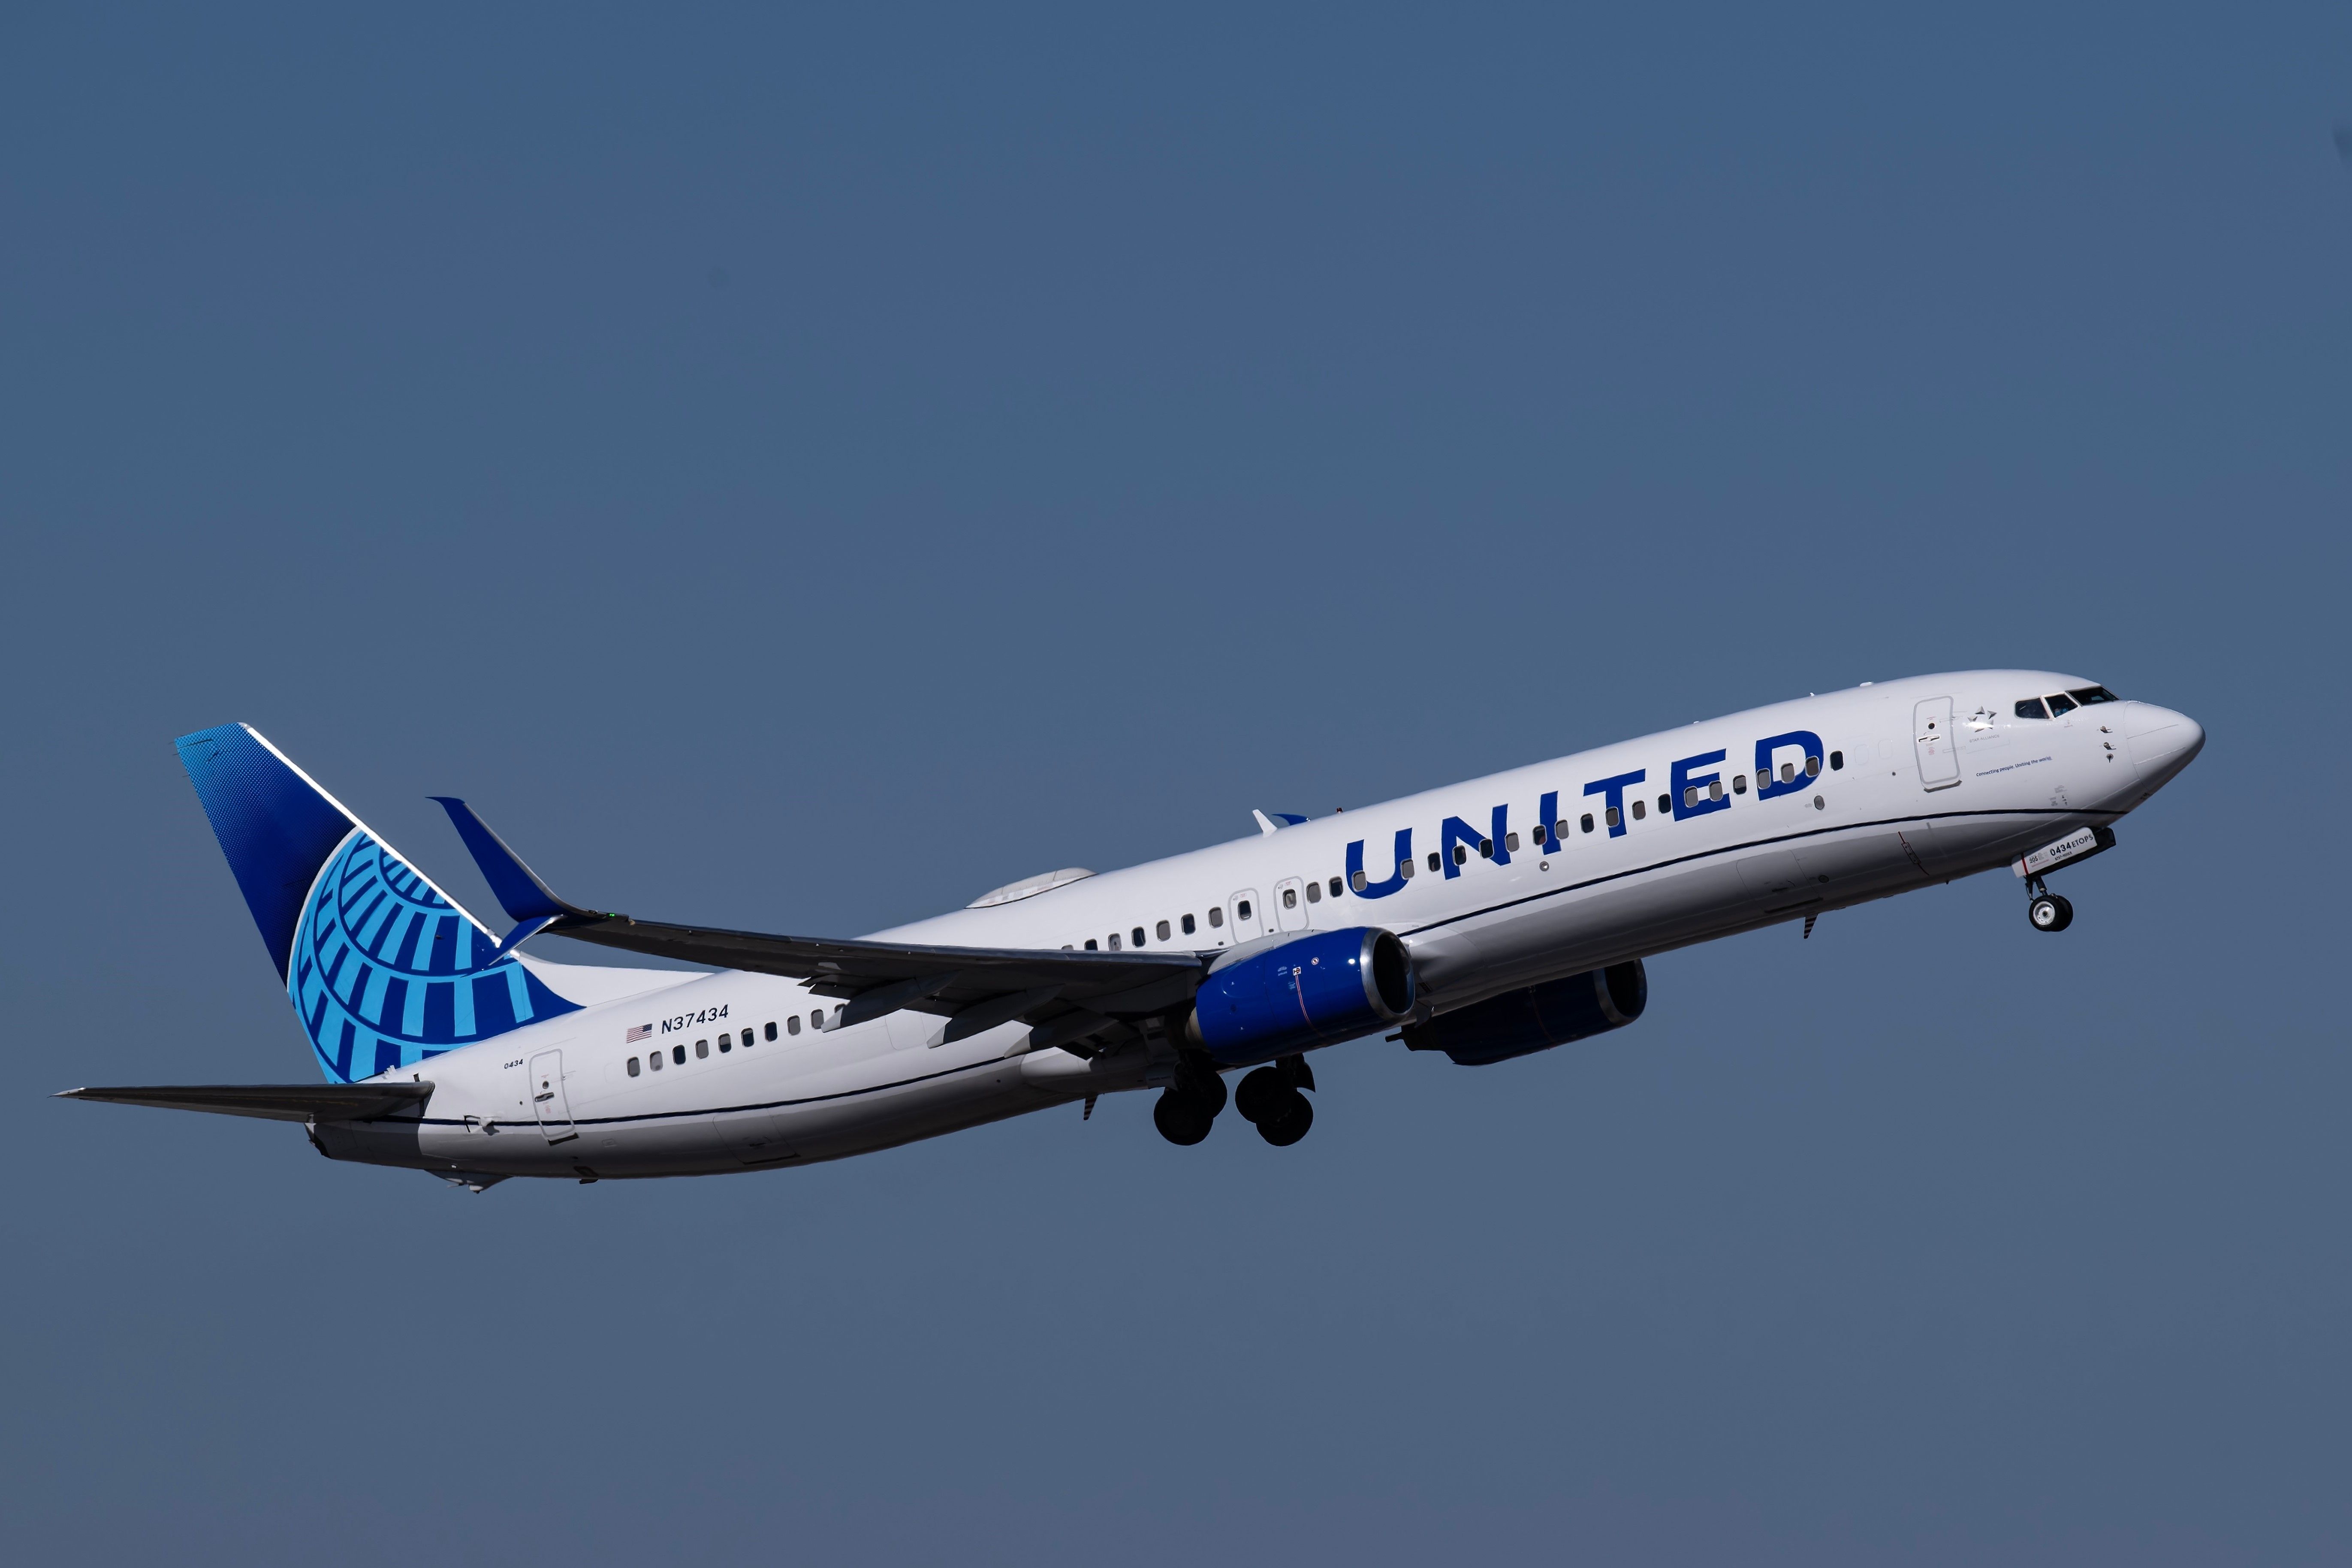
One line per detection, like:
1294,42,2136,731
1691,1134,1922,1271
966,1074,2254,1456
528,1049,577,1144
1273,877,1310,932
1913,697,1962,791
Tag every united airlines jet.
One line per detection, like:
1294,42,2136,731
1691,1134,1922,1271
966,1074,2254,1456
63,673,2202,1187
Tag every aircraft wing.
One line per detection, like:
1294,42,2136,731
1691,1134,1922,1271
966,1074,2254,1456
56,1081,435,1122
549,915,1205,1049
428,795,1207,1052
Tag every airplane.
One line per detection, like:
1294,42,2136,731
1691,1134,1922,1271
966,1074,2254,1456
61,672,2203,1188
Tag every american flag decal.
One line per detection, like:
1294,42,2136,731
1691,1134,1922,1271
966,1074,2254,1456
624,1024,651,1043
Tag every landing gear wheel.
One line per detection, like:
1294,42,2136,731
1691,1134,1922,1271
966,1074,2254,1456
1153,1091,1214,1146
1257,1091,1313,1147
1235,1067,1291,1125
2028,893,2074,932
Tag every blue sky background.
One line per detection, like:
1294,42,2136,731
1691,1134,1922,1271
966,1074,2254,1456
3,4,2348,1562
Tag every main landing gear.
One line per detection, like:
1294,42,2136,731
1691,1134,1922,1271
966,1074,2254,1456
1235,1055,1316,1147
1152,1056,1225,1146
2025,876,2074,933
1152,1053,1318,1147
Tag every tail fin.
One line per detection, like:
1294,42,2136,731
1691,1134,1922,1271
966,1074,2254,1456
176,724,583,1083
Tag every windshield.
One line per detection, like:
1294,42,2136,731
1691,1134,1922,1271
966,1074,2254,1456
2068,685,2119,705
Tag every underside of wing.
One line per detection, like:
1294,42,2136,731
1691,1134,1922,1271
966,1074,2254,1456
56,1082,436,1122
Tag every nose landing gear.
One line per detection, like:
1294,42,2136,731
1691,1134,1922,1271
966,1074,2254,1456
1235,1055,1317,1147
2025,876,2074,933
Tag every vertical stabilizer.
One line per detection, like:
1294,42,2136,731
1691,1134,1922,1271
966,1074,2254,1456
176,724,582,1083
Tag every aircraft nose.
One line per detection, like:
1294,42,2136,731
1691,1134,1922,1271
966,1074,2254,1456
2122,702,2204,781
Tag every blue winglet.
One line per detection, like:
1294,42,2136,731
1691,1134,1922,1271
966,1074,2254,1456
429,798,592,925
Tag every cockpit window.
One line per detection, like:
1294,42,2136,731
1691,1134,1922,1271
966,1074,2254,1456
2015,697,2049,719
2067,685,2119,705
2046,692,2078,716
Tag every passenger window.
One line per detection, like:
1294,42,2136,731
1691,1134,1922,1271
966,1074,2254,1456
1108,933,1122,950
1504,832,1520,851
1157,918,1172,938
1085,938,1098,950
1237,899,1252,920
1452,844,1468,866
1631,799,1646,820
1805,755,1820,777
1427,852,1441,872
1779,762,1795,783
2047,693,2077,716
1554,819,1570,840
627,1056,640,1076
1829,751,1844,771
1733,775,1747,794
672,1044,686,1065
719,1032,731,1053
811,1010,824,1029
1351,870,1369,892
1132,926,1146,947
1757,769,1770,790
764,1021,777,1041
650,1050,663,1070
696,1039,709,1059
1182,913,1197,935
787,1015,801,1036
1683,786,1698,808
1708,780,1723,800
1282,888,1297,908
1399,856,1414,878
1478,837,1493,858
1656,795,1670,814
1303,883,1320,904
1328,877,1342,897
1604,806,1620,828
1581,813,1595,833
2015,698,2048,718
2069,686,2118,705
1208,907,1224,927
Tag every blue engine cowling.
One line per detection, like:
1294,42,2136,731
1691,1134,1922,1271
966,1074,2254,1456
1187,927,1416,1066
1400,961,1646,1066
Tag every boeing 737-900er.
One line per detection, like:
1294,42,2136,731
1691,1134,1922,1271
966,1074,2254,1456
63,672,2202,1188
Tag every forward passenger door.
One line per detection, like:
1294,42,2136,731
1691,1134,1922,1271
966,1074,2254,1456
1913,697,1961,791
1273,877,1309,932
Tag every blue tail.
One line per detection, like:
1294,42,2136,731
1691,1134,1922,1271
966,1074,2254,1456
176,724,583,1083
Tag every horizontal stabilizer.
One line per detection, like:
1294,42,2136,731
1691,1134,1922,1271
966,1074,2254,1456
56,1081,434,1123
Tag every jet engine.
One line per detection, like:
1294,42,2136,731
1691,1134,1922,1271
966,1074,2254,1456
1401,960,1647,1066
1187,927,1416,1066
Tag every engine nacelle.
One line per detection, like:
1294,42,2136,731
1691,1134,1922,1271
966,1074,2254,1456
1400,960,1647,1066
1187,927,1416,1066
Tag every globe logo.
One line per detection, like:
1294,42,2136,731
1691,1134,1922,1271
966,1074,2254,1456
288,828,579,1082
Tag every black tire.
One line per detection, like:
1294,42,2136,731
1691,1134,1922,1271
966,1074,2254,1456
1257,1091,1313,1147
1153,1091,1214,1146
2029,894,2064,932
2047,893,2074,932
1234,1067,1289,1125
1192,1064,1228,1119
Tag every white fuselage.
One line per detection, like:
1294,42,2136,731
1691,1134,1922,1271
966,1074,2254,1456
315,672,2202,1181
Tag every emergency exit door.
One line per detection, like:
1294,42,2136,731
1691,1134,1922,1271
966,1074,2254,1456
529,1049,577,1144
1913,697,1961,791
1227,889,1264,943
